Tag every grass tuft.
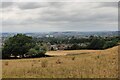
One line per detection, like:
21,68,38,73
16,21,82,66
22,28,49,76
71,56,75,60
4,61,9,66
41,60,48,68
56,59,62,64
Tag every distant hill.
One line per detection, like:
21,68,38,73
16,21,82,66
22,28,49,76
2,31,119,38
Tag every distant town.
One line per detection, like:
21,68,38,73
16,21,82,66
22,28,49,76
1,31,119,58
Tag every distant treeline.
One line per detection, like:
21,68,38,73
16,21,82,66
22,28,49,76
65,36,119,50
34,36,120,50
2,34,120,59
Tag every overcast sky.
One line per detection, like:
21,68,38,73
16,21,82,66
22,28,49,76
1,2,118,32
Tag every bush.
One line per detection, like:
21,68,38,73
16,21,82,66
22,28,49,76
26,48,46,58
26,48,38,57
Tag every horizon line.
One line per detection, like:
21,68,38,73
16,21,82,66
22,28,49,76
1,30,119,33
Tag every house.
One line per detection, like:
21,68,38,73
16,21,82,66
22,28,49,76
57,44,68,50
51,45,58,51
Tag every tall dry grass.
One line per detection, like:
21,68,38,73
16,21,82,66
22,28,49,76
2,46,118,78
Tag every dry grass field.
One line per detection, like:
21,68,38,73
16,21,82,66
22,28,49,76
2,46,119,78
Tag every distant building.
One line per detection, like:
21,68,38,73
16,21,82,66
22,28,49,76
46,35,54,38
50,35,53,37
51,45,58,51
57,44,68,50
46,35,49,38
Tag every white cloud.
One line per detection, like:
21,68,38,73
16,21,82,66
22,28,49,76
1,2,118,32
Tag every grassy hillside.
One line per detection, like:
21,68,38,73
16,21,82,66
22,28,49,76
2,46,119,78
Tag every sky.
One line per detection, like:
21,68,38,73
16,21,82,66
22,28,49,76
1,2,118,32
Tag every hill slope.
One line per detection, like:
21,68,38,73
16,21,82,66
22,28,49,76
2,46,119,78
46,46,119,56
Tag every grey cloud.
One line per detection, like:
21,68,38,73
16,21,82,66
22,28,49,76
17,2,64,10
17,3,46,10
0,2,13,8
2,2,118,32
34,8,117,23
98,2,118,8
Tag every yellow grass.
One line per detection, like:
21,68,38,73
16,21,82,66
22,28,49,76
46,49,102,56
2,46,119,78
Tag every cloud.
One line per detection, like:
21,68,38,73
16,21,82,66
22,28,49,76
1,2,118,32
98,2,118,8
1,2,14,8
17,2,48,10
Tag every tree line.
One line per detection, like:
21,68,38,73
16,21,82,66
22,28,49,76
2,34,120,59
65,36,119,50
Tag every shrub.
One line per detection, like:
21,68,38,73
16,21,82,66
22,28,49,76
27,48,38,56
26,49,46,58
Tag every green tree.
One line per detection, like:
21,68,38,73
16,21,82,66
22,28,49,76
88,37,105,50
2,34,35,58
103,40,118,49
26,48,38,57
70,44,80,50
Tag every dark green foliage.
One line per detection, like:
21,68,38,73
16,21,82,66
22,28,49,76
69,44,80,50
2,34,46,59
26,48,38,57
51,47,54,51
65,36,119,50
88,37,105,50
26,48,46,58
103,40,118,49
2,33,119,59
2,34,35,58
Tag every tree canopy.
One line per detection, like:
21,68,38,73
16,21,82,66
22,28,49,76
2,34,35,58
